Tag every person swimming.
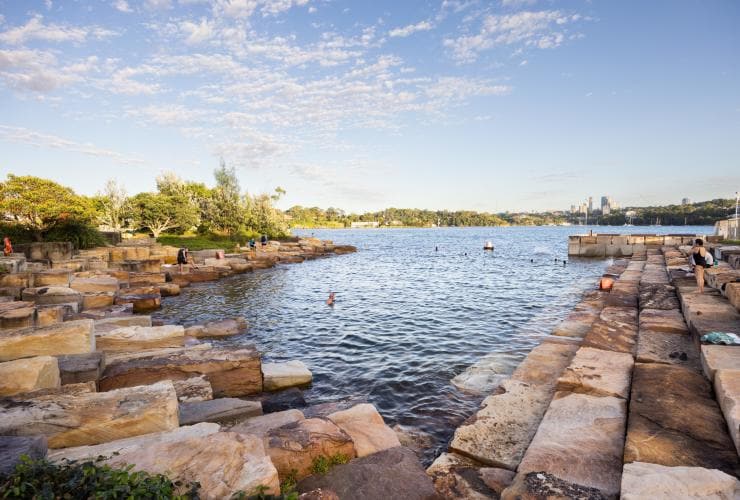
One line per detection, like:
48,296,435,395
327,292,336,306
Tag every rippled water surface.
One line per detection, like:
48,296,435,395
154,225,711,463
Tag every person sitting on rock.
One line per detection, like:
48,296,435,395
2,236,12,256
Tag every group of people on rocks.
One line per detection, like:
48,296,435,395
177,235,270,272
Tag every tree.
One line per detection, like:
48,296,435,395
129,192,198,238
94,179,131,231
0,174,97,241
211,160,244,235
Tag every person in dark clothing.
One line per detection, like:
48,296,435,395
690,238,708,293
177,247,190,273
260,235,268,246
249,238,256,249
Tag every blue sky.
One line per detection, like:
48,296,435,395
0,0,738,212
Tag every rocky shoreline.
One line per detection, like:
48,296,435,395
428,239,740,499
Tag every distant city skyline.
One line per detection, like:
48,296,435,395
0,0,738,213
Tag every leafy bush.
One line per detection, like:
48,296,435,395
0,456,199,499
310,453,349,475
44,221,106,249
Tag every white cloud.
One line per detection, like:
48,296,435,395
0,49,94,92
0,125,146,165
145,0,173,10
180,18,214,45
502,0,537,6
112,0,133,13
0,15,117,45
443,10,580,62
214,0,259,19
44,0,53,10
389,20,433,38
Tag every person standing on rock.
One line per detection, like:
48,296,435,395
2,236,12,256
690,239,709,293
177,247,190,273
261,234,268,246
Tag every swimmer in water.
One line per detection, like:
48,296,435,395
327,292,336,306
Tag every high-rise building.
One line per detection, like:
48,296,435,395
588,196,593,213
601,196,611,215
682,197,690,205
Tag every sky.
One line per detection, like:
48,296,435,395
0,0,738,213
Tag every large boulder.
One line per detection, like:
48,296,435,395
99,344,263,397
263,360,313,391
21,286,82,307
229,409,305,437
714,369,740,455
297,446,437,500
32,270,71,287
701,345,740,382
0,381,179,448
327,404,401,457
0,319,95,362
427,452,514,499
0,436,47,476
96,325,185,352
172,375,213,403
265,417,356,480
620,462,740,500
0,355,60,397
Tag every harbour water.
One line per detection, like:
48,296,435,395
154,225,712,463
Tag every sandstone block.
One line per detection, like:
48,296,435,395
158,283,180,297
263,360,313,391
22,286,82,307
582,306,638,355
556,346,634,399
624,363,739,476
701,345,740,382
501,471,611,500
0,436,47,476
70,276,119,293
94,315,152,332
96,324,185,352
621,462,740,500
56,351,105,385
82,292,116,310
727,282,740,311
229,409,305,437
0,355,60,397
172,375,213,402
32,270,71,287
636,330,701,371
179,398,262,425
511,342,579,387
427,452,514,500
0,381,179,448
715,369,740,455
265,417,356,480
639,308,688,335
516,392,627,498
35,305,65,327
100,345,262,396
0,304,35,330
185,317,248,338
0,319,95,361
327,404,401,457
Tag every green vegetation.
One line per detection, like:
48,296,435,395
571,199,736,226
0,165,289,249
234,484,298,500
156,234,247,251
310,453,350,475
0,456,198,499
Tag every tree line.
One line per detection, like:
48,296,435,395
0,164,288,248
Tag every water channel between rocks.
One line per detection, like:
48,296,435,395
153,225,712,464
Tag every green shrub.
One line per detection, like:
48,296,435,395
44,221,106,249
0,455,199,499
310,453,349,476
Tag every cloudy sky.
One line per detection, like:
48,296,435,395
0,0,738,212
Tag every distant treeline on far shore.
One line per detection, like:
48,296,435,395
287,199,737,228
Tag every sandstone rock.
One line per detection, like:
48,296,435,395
449,379,552,471
715,369,740,455
635,330,701,371
624,363,739,476
0,272,30,288
265,417,356,480
556,346,634,399
158,283,180,297
94,314,152,332
107,432,279,499
582,306,638,355
620,462,740,500
0,355,60,397
726,282,740,311
114,291,161,313
501,471,609,500
0,319,95,361
179,397,262,425
639,308,688,335
263,360,313,391
48,422,220,463
82,292,116,310
56,351,105,385
701,345,740,382
185,317,248,338
516,392,627,498
172,375,213,403
679,289,740,338
229,409,306,437
35,305,65,327
23,381,96,398
70,276,119,293
22,286,82,307
451,351,520,394
0,436,47,476
327,404,401,458
99,345,262,397
426,452,514,499
32,270,71,287
392,425,434,459
297,446,436,500
0,304,35,330
96,324,185,352
511,342,579,387
0,381,179,448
